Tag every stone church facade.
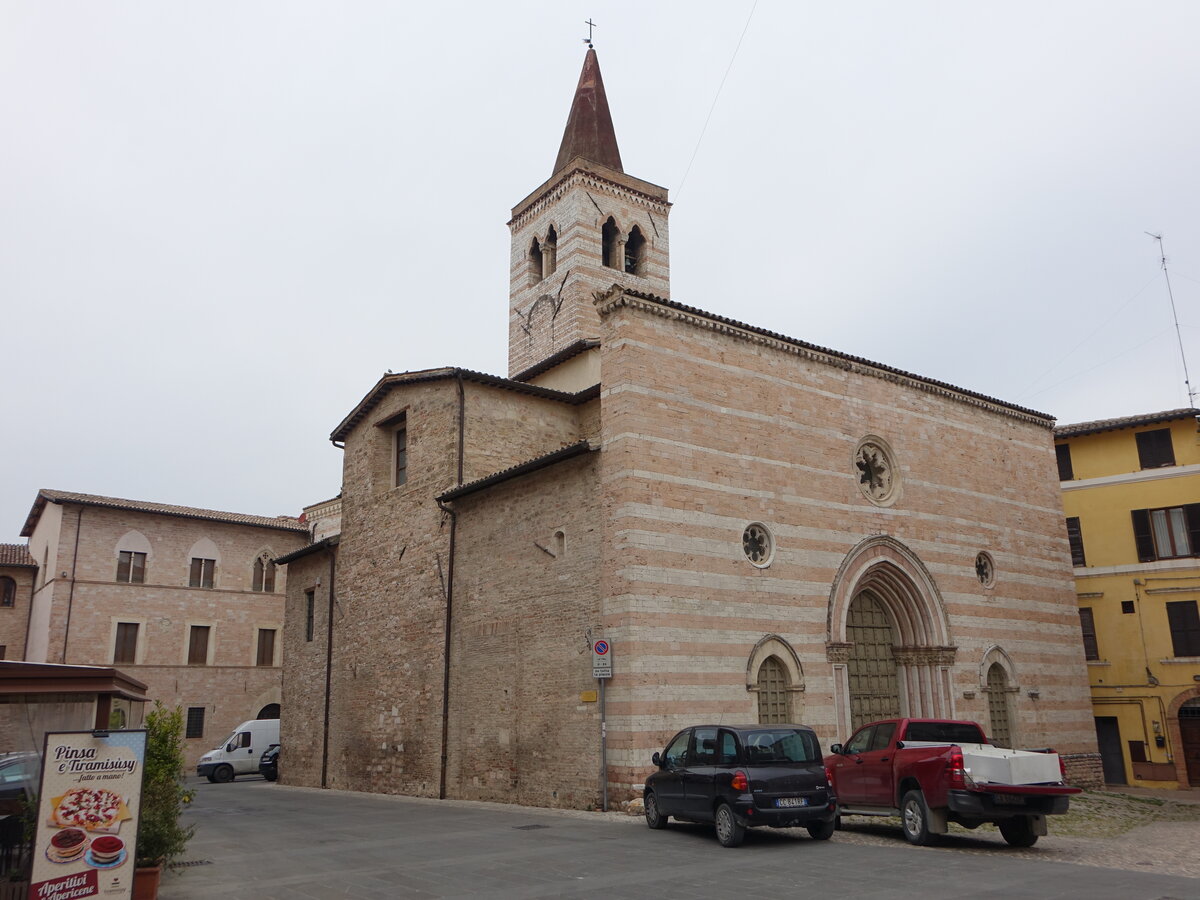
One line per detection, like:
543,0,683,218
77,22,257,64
277,49,1101,805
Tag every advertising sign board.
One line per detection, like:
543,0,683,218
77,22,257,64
28,730,147,900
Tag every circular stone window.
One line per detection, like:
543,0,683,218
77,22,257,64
742,523,774,568
975,552,996,588
854,436,900,506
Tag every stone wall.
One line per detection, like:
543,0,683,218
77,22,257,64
0,564,35,661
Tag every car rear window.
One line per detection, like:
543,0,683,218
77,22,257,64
903,722,986,744
742,729,821,764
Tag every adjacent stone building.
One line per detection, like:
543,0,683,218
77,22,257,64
277,49,1101,805
18,489,308,765
0,543,37,662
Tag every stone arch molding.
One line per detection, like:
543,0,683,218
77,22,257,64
116,530,151,555
745,634,806,694
979,645,1019,692
826,535,952,648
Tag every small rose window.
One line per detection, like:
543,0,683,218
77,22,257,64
743,523,774,568
975,552,996,588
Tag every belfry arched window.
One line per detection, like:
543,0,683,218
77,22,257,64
601,217,620,269
625,225,645,275
545,225,558,276
529,237,543,283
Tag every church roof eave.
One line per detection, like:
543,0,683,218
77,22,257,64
594,286,1055,426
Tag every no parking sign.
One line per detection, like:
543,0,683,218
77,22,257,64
592,639,612,679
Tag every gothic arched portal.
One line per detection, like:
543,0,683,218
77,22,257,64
827,536,957,737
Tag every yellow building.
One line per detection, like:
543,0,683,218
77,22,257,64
1057,408,1200,788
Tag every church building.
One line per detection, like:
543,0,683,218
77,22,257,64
276,48,1101,806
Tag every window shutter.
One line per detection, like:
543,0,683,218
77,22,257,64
1136,428,1176,468
1065,517,1087,567
1055,444,1074,481
1166,601,1200,657
1078,608,1099,660
1131,509,1156,562
189,558,202,587
1185,505,1200,558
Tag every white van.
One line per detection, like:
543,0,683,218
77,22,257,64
196,719,280,783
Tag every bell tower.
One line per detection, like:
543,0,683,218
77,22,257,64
508,48,671,379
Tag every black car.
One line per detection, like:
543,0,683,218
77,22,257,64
643,724,836,847
258,745,279,782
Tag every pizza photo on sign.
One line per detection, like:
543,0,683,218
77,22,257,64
47,786,130,833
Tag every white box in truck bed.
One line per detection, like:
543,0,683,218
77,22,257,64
957,743,1062,785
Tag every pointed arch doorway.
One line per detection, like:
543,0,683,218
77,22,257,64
828,536,957,737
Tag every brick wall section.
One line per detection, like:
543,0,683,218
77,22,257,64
311,377,591,796
0,564,35,660
595,295,1098,801
445,454,602,808
23,503,306,766
1062,752,1104,788
279,548,335,787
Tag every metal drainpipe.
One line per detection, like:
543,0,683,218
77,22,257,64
22,569,37,660
320,544,337,788
437,372,466,800
61,506,84,663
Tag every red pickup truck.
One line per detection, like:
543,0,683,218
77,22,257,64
825,718,1080,847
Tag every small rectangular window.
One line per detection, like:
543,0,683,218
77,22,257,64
116,551,146,584
394,416,408,487
1166,600,1200,657
1066,517,1087,567
187,626,210,665
189,557,216,588
1136,428,1175,469
114,622,139,665
185,707,205,739
0,577,14,607
1127,740,1148,763
1078,607,1099,661
256,629,276,666
0,645,6,660
1121,600,1135,614
1055,443,1074,481
305,590,315,642
1133,505,1200,561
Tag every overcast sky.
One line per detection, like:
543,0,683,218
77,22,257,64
3,1,1199,541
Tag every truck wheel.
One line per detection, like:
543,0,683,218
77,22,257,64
901,790,935,846
999,817,1039,848
644,792,668,829
807,818,836,841
212,764,235,784
714,803,745,848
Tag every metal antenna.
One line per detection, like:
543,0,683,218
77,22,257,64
1145,232,1195,407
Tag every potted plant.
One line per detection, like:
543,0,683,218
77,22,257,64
133,703,195,900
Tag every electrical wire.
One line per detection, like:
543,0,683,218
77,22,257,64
674,0,759,199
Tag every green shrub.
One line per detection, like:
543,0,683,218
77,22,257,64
135,703,195,867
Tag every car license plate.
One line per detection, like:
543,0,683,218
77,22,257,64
992,793,1025,805
775,797,808,808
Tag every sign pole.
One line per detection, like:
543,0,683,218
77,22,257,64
599,675,607,812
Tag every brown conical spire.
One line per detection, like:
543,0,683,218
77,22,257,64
553,48,623,175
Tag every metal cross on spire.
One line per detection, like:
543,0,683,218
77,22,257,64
583,18,596,48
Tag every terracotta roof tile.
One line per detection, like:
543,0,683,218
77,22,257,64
0,543,36,567
21,489,308,538
1054,408,1199,439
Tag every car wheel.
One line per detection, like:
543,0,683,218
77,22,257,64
714,803,745,848
900,790,935,846
807,818,836,841
263,771,278,782
644,792,668,829
205,774,217,784
999,816,1038,848
212,764,235,784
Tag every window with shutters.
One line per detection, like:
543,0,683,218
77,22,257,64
189,557,216,588
256,629,277,666
1055,443,1074,481
0,576,14,608
1166,601,1200,657
114,622,139,665
115,551,146,584
252,554,276,592
185,707,205,739
187,626,210,665
1078,607,1099,660
1135,428,1175,469
1131,505,1200,561
1066,517,1087,567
